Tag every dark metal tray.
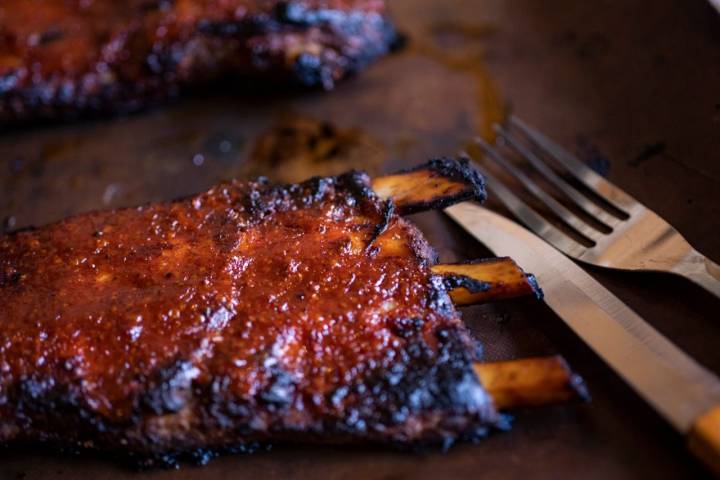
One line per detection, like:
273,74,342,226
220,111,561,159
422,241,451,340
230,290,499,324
2,0,720,478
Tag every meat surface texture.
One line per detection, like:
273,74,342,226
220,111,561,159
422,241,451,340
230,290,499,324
0,0,395,124
0,160,499,465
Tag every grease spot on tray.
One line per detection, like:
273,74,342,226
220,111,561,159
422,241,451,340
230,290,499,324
244,114,385,182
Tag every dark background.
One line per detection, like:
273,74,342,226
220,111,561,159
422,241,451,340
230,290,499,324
2,0,720,478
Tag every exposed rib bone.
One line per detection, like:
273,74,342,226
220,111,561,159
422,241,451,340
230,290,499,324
372,157,486,214
431,257,542,305
474,355,589,410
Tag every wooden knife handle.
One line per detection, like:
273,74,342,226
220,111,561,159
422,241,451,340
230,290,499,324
688,405,720,475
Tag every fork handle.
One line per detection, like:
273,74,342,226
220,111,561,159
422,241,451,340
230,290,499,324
673,249,720,299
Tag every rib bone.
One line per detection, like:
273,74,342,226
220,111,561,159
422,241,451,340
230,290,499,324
431,257,542,305
372,157,486,214
474,356,589,410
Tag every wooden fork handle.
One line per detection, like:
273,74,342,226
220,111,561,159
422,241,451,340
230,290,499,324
688,405,720,475
674,249,720,300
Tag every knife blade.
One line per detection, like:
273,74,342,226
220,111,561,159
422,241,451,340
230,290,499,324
446,201,720,473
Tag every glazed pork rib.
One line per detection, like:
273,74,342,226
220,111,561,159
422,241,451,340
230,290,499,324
0,0,395,124
0,158,582,465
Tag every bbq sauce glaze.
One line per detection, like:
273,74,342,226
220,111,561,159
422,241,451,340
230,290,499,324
0,170,497,458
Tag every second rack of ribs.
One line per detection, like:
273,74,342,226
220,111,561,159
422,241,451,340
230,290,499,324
0,0,396,123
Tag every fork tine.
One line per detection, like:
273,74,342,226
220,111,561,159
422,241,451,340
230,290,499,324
463,154,588,258
494,124,622,229
474,137,604,243
509,116,638,213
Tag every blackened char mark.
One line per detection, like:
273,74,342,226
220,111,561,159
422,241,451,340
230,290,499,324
259,366,294,410
129,441,265,470
239,168,382,221
332,327,501,443
439,274,491,295
200,1,394,35
339,170,377,206
426,275,456,318
365,200,395,252
7,373,119,447
140,359,197,415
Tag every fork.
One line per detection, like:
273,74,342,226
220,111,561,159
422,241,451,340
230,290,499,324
467,116,720,298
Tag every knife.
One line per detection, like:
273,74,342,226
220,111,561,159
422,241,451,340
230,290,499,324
445,201,720,475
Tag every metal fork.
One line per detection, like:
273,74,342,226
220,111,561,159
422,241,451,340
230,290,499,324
468,116,720,298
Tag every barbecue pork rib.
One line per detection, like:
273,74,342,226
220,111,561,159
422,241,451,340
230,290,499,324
0,158,579,466
0,0,395,124
0,158,517,465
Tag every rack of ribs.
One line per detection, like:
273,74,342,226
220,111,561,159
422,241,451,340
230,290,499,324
0,0,396,124
0,158,586,466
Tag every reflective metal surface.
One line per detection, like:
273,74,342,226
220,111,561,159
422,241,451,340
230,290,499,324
472,118,720,298
446,202,720,432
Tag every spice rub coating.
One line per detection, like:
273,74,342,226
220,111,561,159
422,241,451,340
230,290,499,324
0,166,498,461
0,0,396,124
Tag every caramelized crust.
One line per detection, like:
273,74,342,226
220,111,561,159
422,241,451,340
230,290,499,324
0,0,395,124
0,167,498,463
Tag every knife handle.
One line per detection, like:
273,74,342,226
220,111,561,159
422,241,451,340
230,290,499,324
688,405,720,475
